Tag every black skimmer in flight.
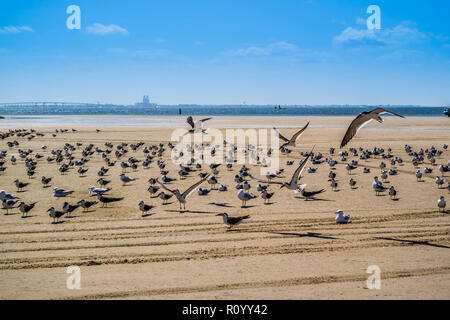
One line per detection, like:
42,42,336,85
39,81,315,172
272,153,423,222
273,122,310,149
216,212,250,229
156,175,210,211
340,107,405,148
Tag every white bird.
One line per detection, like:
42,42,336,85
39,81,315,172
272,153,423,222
340,107,405,148
437,196,446,213
372,177,387,195
273,122,310,149
237,189,256,207
89,186,111,196
335,210,350,224
186,116,212,134
53,187,74,197
0,190,17,201
120,173,136,185
2,199,18,214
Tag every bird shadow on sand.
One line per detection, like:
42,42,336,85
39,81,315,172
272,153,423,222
374,237,450,249
295,197,334,202
208,202,235,208
21,215,37,219
270,232,341,240
165,209,218,214
391,198,400,201
17,190,28,193
141,213,155,218
51,221,65,224
240,205,256,209
226,228,250,232
3,212,20,216
263,202,275,205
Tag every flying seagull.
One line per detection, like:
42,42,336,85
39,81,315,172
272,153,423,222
273,122,310,149
185,116,212,134
340,107,405,148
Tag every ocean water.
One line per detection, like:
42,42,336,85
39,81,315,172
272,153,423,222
0,104,447,117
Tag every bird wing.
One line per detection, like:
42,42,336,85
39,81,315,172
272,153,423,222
155,180,176,194
290,147,314,185
182,175,209,198
371,107,405,118
340,114,373,148
187,117,195,129
248,174,283,185
273,127,289,142
194,118,212,130
289,122,310,142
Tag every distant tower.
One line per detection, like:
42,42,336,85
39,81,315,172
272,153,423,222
143,95,150,105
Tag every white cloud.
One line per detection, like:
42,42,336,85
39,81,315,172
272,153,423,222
0,25,34,34
223,41,301,57
333,22,428,47
86,23,129,36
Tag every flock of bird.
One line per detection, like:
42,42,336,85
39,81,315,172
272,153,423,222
0,107,449,229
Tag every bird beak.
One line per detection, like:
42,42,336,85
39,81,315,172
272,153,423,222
47,208,51,212
92,193,97,197
280,185,285,189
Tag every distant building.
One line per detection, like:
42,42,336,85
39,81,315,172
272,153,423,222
135,95,156,107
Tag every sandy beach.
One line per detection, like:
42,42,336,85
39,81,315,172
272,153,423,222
0,116,449,300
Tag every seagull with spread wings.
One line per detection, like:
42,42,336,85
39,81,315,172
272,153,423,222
340,107,405,148
273,122,310,149
156,174,210,211
185,116,212,134
248,147,313,191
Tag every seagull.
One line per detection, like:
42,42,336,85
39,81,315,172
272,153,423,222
273,122,310,149
340,107,405,148
218,184,228,192
14,179,29,191
237,189,257,207
19,202,36,218
389,186,397,200
156,175,209,211
436,176,445,189
248,147,313,191
216,212,250,229
0,190,17,201
345,164,357,174
297,185,325,200
372,177,387,195
138,201,152,216
120,173,136,185
349,178,357,189
438,196,446,213
89,186,111,196
335,210,350,224
77,200,98,212
186,116,212,134
47,207,66,223
53,187,74,197
331,179,338,191
2,199,18,215
416,170,423,181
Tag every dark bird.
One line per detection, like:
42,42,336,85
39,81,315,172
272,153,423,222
48,207,66,223
216,212,250,229
298,186,325,200
19,202,36,218
139,201,153,216
14,179,29,191
340,107,405,148
95,193,124,208
62,201,81,217
77,200,98,212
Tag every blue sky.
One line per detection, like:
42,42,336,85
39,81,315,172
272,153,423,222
0,0,449,105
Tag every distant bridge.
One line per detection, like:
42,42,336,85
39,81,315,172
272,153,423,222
0,102,119,107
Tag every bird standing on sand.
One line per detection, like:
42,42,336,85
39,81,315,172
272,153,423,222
41,176,52,187
416,170,423,182
2,199,18,215
340,107,405,148
335,210,350,224
260,189,274,204
216,212,250,229
14,179,29,191
436,176,444,189
438,196,446,213
53,187,74,197
157,192,172,204
19,202,36,218
89,186,111,196
95,193,124,208
47,207,66,223
120,173,136,186
63,202,81,217
298,185,325,200
389,186,397,200
78,200,98,212
372,177,387,196
349,178,357,189
237,189,256,207
138,201,152,216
